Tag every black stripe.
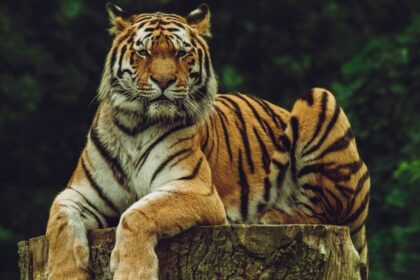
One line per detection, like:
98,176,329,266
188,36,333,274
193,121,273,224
247,95,287,129
214,106,233,162
192,35,210,81
216,97,235,110
144,27,156,32
302,184,336,223
89,126,128,189
298,89,315,105
297,162,331,178
169,134,195,149
302,91,328,152
129,51,136,65
145,19,159,25
169,21,188,29
150,148,192,183
208,117,219,158
213,115,221,162
350,219,366,236
165,27,180,32
313,128,355,161
113,118,135,136
136,124,188,170
302,183,334,221
218,96,255,173
238,150,250,221
258,118,272,138
170,32,183,41
277,135,291,152
296,201,317,217
160,15,185,22
346,191,370,224
62,197,105,228
335,184,355,199
355,171,370,195
75,200,104,228
302,100,341,157
272,159,289,187
109,33,131,74
112,116,142,136
232,93,271,137
116,44,128,79
254,127,270,173
67,186,108,222
143,32,153,40
214,104,229,121
290,117,299,183
342,171,369,219
189,72,199,79
299,162,361,186
263,177,271,202
191,84,209,102
206,135,215,159
262,118,279,146
109,46,118,74
80,158,120,215
136,15,154,21
178,157,204,181
337,159,364,177
196,48,203,85
169,149,194,168
324,187,343,223
209,115,219,160
136,20,152,30
200,122,210,150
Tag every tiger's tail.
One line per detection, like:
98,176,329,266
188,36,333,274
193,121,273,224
264,88,370,279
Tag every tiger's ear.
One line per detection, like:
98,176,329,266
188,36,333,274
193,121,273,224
186,4,211,37
106,2,131,35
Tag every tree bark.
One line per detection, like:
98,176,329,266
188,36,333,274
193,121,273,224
18,225,361,280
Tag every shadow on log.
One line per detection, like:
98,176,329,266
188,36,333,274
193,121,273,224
18,225,361,280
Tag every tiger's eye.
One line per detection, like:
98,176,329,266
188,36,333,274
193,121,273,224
137,49,149,57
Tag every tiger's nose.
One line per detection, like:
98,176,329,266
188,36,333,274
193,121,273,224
150,75,177,92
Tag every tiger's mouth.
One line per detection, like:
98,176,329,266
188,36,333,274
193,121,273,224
150,95,175,104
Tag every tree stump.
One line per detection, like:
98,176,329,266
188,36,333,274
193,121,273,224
18,225,361,280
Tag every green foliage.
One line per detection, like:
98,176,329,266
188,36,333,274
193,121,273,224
0,0,419,279
221,65,244,91
60,0,83,19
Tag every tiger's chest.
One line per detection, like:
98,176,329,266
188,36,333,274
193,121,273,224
88,122,200,211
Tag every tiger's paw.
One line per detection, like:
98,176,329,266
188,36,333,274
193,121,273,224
46,225,91,279
47,269,90,280
110,243,158,280
47,242,91,280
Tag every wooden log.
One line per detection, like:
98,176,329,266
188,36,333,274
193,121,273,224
17,225,361,280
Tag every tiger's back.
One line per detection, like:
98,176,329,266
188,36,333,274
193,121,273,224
199,90,369,279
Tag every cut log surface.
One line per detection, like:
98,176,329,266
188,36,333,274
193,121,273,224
18,225,361,280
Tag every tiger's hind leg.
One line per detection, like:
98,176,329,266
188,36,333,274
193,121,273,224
260,88,370,279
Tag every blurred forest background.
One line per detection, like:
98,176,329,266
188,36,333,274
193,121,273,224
0,0,419,279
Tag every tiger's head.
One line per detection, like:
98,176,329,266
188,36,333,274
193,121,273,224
98,3,217,125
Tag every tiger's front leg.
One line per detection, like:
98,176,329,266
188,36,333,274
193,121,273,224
110,160,226,280
46,187,106,280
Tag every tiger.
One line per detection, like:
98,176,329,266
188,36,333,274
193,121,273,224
45,3,370,280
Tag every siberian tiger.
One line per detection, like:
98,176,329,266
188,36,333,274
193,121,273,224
45,3,370,280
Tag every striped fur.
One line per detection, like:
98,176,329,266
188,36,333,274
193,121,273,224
45,4,369,280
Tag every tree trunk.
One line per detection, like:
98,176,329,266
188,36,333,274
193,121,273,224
18,225,361,280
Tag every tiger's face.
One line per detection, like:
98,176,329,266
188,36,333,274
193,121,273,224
99,4,217,124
